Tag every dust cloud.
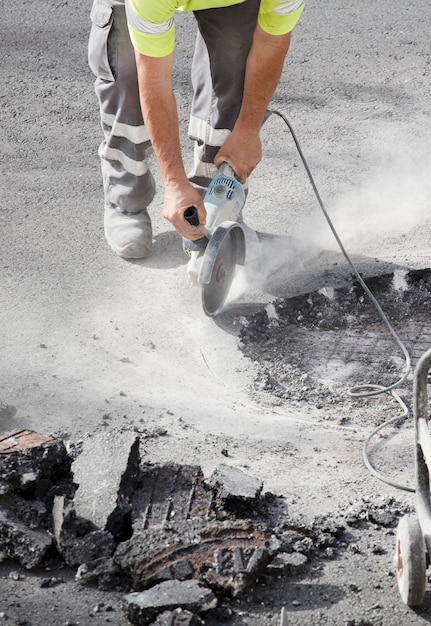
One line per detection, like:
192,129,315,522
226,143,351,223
303,125,431,254
227,125,431,303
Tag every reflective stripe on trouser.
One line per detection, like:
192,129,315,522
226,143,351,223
188,0,260,188
88,0,155,212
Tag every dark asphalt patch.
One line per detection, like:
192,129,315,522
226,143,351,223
237,269,431,414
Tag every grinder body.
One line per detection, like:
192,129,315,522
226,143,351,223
184,163,250,315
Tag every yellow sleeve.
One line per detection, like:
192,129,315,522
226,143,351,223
258,0,305,36
126,0,177,57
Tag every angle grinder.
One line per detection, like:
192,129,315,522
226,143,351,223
183,162,260,316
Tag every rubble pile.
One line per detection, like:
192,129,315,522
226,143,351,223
0,429,73,569
0,428,356,625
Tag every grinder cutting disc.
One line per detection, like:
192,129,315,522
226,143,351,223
199,222,245,317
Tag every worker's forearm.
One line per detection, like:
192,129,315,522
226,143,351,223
134,51,206,237
235,26,291,134
135,51,188,185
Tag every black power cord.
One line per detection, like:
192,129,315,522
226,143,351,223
269,109,414,492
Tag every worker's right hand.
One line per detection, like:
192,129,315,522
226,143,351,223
163,180,207,240
215,127,262,183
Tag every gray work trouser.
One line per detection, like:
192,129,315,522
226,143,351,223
88,0,260,212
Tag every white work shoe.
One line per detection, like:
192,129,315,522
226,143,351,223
104,205,153,259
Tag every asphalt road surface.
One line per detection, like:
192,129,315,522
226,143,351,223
2,1,431,624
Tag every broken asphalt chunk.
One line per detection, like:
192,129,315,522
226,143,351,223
152,609,204,625
72,431,140,540
266,551,308,576
208,463,263,511
0,429,70,495
124,579,217,626
0,493,49,530
52,495,116,567
0,507,52,568
75,556,127,591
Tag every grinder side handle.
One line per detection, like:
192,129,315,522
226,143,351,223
184,206,199,226
183,206,208,251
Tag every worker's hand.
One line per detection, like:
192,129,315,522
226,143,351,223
163,179,206,240
215,128,262,182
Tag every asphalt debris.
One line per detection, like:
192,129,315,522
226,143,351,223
0,429,410,625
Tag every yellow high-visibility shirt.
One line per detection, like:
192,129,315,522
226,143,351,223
126,0,305,57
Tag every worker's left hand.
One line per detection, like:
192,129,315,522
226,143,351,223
215,128,262,182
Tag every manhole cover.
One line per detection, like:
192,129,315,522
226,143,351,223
116,463,273,594
116,519,269,593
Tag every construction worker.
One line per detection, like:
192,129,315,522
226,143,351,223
88,0,305,259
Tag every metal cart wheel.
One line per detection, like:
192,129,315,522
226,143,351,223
395,515,427,606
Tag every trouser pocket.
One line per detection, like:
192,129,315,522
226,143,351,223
88,0,115,81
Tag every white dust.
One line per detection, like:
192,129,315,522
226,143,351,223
228,124,431,300
300,125,431,254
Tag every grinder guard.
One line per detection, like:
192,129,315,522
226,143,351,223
199,221,245,285
200,222,246,317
